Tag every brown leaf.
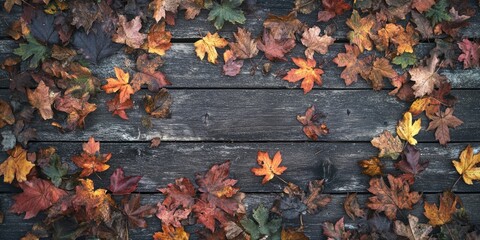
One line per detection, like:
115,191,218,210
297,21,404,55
71,137,111,177
107,94,134,120
223,50,244,77
122,194,156,228
149,0,181,22
281,228,309,240
54,94,97,130
346,10,375,52
228,28,258,59
344,193,365,220
427,108,463,145
102,67,134,103
112,15,146,49
263,12,303,40
146,22,172,56
153,224,189,240
322,217,351,239
297,105,329,140
412,0,435,12
257,30,296,61
283,57,324,93
0,100,15,128
394,214,433,240
301,26,335,59
333,44,370,86
251,151,287,184
132,53,171,92
409,54,445,97
294,0,318,14
424,191,459,226
144,88,172,118
371,130,403,159
363,57,397,90
72,179,114,222
317,0,351,22
27,81,59,120
150,137,161,148
303,179,331,214
411,11,434,39
180,0,204,20
358,157,384,177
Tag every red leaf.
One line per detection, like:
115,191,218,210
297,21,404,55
109,167,142,195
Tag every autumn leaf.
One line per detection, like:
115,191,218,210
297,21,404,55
333,44,369,86
251,151,287,184
452,145,480,185
426,0,451,26
395,144,429,180
14,35,49,68
294,0,318,14
54,94,97,130
27,81,59,120
240,204,282,240
180,0,204,20
149,0,181,22
107,94,134,120
297,105,329,140
301,26,335,59
3,0,21,13
263,12,303,40
131,54,171,92
256,30,296,61
122,194,156,228
371,130,403,159
146,22,172,56
207,0,246,30
11,178,67,219
192,199,229,232
153,224,189,240
71,137,112,177
343,193,365,220
102,67,134,103
223,50,243,76
72,179,114,222
283,57,324,93
358,157,384,177
157,178,195,227
457,39,480,69
424,191,459,226
322,217,352,240
281,228,309,240
412,0,435,13
228,28,258,59
346,10,374,52
40,151,68,187
0,100,15,128
397,112,422,146
427,108,463,145
112,15,146,49
393,53,417,69
317,0,351,22
144,88,172,118
194,32,228,64
109,167,142,195
394,214,433,240
0,145,35,183
363,57,397,91
303,179,331,214
411,10,434,39
367,174,421,220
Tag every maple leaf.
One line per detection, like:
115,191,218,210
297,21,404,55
207,0,246,30
346,10,374,52
457,39,480,69
149,0,181,22
14,35,49,69
54,94,97,130
317,0,351,22
395,144,429,179
397,112,422,146
153,224,189,240
29,10,59,45
301,26,335,59
412,0,435,13
333,44,369,86
394,214,433,240
72,179,114,222
263,12,303,40
251,151,287,184
363,57,397,91
240,204,282,240
322,217,352,240
256,30,296,61
144,88,172,118
159,178,196,210
132,54,171,92
180,0,204,20
146,22,172,56
283,57,324,93
411,10,434,39
122,194,156,228
427,108,463,145
303,179,331,214
343,193,365,220
102,67,134,103
223,50,243,77
107,94,134,120
228,28,258,59
11,178,67,219
194,32,228,64
112,15,146,49
0,100,15,128
0,145,34,183
392,53,417,69
72,23,122,64
157,203,192,228
371,130,403,159
293,0,318,14
452,145,480,185
71,137,112,177
358,157,384,177
390,24,419,55
40,152,68,187
192,199,229,232
109,167,142,195
424,191,459,226
297,105,329,140
367,174,421,220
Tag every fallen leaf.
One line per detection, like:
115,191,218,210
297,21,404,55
112,15,146,49
346,10,375,52
394,214,433,240
301,26,335,59
317,0,351,22
427,108,463,145
263,12,303,40
424,191,459,226
294,0,318,14
71,137,111,177
54,94,97,130
192,199,228,232
180,0,204,20
146,22,172,56
322,217,351,240
283,57,324,93
131,54,171,92
371,130,403,159
0,145,35,183
122,194,156,228
72,23,122,64
344,193,365,220
3,0,21,13
194,32,228,64
153,224,189,240
251,151,287,184
281,228,309,240
426,0,451,26
297,105,329,140
223,50,243,76
240,204,282,240
363,57,397,90
27,81,59,120
72,179,114,222
392,53,417,69
102,67,134,103
109,167,142,195
395,144,429,179
457,39,480,69
228,28,258,59
0,100,15,128
303,179,331,214
358,157,384,177
144,88,172,118
149,0,181,22
256,30,296,61
107,94,134,120
452,145,480,185
412,0,435,13
157,177,195,227
333,44,369,86
411,10,434,39
207,0,246,30
397,112,422,146
150,137,161,148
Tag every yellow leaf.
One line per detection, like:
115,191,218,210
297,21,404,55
194,32,228,64
424,191,459,226
346,10,375,52
452,145,480,185
396,112,422,145
251,151,287,184
153,224,189,240
358,157,383,177
0,145,35,183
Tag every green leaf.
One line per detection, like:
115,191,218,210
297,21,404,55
426,0,451,26
392,53,417,69
240,204,282,240
207,0,246,30
41,153,68,187
13,35,49,68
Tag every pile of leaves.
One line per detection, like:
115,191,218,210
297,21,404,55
0,0,480,239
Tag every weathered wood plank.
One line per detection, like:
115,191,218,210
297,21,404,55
1,192,480,239
0,142,478,193
2,89,478,142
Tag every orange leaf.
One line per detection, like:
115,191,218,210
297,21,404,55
153,224,189,240
0,145,35,183
146,22,172,56
283,57,324,94
358,157,384,177
251,151,287,184
102,67,134,103
346,10,374,52
424,191,459,226
71,137,111,177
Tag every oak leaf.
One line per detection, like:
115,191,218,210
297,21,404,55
122,194,156,228
228,28,258,59
367,174,421,220
424,191,459,226
301,26,335,59
427,108,463,145
394,214,433,240
107,94,134,120
256,30,296,61
397,112,422,146
358,157,384,177
0,145,35,183
27,81,59,120
144,88,172,118
297,105,329,140
333,44,369,86
283,57,324,93
452,145,480,185
371,130,403,159
132,54,171,92
194,32,228,64
112,15,146,49
71,137,112,177
102,67,134,103
346,10,375,52
317,0,351,22
11,178,67,219
251,151,287,184
153,224,189,240
263,12,303,40
109,167,142,195
146,22,172,56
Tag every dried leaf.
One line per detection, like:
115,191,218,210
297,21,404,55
394,214,433,240
263,12,303,40
153,224,189,240
371,130,403,159
102,67,134,104
359,157,384,177
395,144,429,178
0,145,35,183
228,28,258,59
322,217,351,240
257,30,296,61
424,191,459,226
251,151,287,184
27,81,56,118
107,94,134,120
109,167,142,195
317,0,351,22
112,15,146,49
452,145,480,185
122,194,156,228
297,105,329,140
457,39,480,69
333,44,370,86
144,88,172,118
132,54,171,92
223,50,244,76
71,137,111,177
344,193,365,220
194,32,228,64
146,22,172,56
283,57,324,93
346,10,375,52
301,26,335,59
427,108,463,145
396,112,422,146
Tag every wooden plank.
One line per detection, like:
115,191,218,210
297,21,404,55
1,1,479,40
1,192,480,239
1,142,479,193
2,89,477,142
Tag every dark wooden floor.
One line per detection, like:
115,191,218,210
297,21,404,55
1,1,480,239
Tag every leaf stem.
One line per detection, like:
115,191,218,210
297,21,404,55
450,175,462,191
275,175,288,185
